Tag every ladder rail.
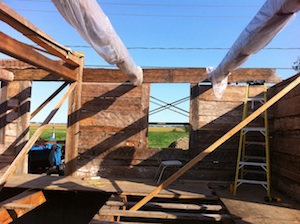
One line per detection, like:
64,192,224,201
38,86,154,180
234,81,271,198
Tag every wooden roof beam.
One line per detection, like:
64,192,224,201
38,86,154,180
0,2,82,67
82,68,280,83
0,32,77,81
0,68,14,82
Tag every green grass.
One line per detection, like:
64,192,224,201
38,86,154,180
148,131,189,148
30,124,66,141
30,124,188,148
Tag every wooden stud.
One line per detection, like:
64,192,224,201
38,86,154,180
130,74,300,211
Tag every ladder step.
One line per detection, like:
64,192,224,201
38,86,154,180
243,127,265,132
237,179,267,185
245,141,266,146
244,156,266,161
243,169,266,175
247,97,264,102
239,161,266,167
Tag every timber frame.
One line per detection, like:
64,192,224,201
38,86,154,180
1,2,300,216
0,2,84,185
0,1,283,185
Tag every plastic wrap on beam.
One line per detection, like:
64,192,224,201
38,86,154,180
208,0,300,98
51,0,143,85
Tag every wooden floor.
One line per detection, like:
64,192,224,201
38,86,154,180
212,183,300,224
2,173,216,199
1,173,300,224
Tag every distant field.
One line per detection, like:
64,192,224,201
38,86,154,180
30,123,67,140
30,124,188,148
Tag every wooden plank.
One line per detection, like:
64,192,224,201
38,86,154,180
99,209,230,221
130,74,300,211
31,82,69,119
0,82,77,189
105,201,224,211
0,207,12,224
0,69,14,82
0,32,77,81
0,2,81,67
0,190,46,221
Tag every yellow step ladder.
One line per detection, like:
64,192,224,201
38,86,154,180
233,80,271,198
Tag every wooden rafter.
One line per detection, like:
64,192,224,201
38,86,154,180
0,32,77,81
130,74,300,211
0,1,81,67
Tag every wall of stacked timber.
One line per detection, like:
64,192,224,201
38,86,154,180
76,83,152,178
75,81,268,181
269,74,300,202
189,83,268,181
0,80,31,174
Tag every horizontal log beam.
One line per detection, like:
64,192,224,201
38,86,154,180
0,59,281,83
0,68,14,82
0,2,81,67
0,32,77,81
83,68,280,83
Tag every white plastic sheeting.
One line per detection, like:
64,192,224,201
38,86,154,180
51,0,143,85
207,0,300,98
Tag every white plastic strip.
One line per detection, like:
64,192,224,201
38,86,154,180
52,0,143,85
207,0,300,98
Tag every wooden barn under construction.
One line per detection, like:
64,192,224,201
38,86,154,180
0,2,300,224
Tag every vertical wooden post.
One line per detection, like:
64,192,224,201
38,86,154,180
0,82,8,145
189,83,199,150
65,57,84,176
15,81,31,174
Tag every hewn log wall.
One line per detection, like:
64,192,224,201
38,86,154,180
189,83,268,180
76,83,150,178
0,81,31,174
270,73,300,202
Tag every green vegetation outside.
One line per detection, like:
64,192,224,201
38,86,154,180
30,124,188,148
30,124,67,141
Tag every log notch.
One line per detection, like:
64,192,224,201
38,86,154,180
270,73,300,203
0,69,14,82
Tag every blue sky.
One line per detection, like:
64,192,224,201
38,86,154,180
1,0,299,123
